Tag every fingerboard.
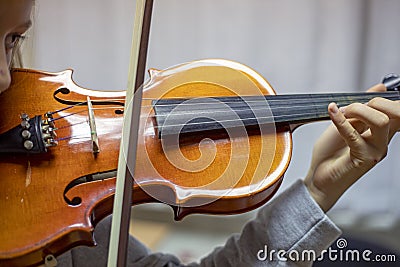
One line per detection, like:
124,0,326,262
153,92,400,137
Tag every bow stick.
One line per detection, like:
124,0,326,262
107,0,154,266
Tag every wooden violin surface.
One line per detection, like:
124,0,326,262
0,59,292,266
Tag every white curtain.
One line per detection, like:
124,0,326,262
27,0,400,225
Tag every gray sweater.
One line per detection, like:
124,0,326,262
56,180,341,266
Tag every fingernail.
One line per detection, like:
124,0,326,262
329,103,339,114
339,106,346,114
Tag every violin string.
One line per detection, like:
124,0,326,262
49,98,125,115
50,107,124,121
140,95,378,102
141,91,398,103
48,96,393,123
50,105,372,141
150,96,400,128
53,108,337,142
47,93,399,138
147,95,400,119
55,120,88,130
149,102,344,117
49,101,87,115
45,93,399,118
150,111,329,130
51,110,88,121
142,97,399,109
48,98,396,132
55,104,379,142
48,92,398,115
56,135,91,142
92,106,124,110
50,101,335,125
85,98,125,101
51,109,330,137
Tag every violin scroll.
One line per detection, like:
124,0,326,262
382,73,400,91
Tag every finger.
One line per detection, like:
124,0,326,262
367,97,400,120
367,97,400,141
366,85,400,140
348,118,369,135
311,123,347,163
367,83,386,92
328,103,366,151
339,102,390,144
387,117,400,142
311,118,366,159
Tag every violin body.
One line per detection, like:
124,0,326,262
0,69,127,267
0,59,291,266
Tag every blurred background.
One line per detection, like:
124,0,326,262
22,0,400,264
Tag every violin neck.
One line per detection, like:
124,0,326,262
268,91,400,125
153,91,400,137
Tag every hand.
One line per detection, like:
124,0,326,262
304,84,400,212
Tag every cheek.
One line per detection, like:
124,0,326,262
0,47,12,93
0,70,11,94
6,51,12,66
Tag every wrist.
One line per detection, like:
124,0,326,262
305,182,335,213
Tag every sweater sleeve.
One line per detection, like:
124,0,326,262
57,180,341,267
194,180,342,267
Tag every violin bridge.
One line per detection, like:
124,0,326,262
87,96,100,153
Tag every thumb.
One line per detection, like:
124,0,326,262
367,83,386,92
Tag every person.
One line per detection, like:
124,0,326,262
1,1,399,266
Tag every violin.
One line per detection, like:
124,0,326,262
1,59,399,267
